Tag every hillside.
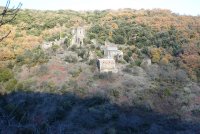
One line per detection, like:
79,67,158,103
0,8,200,80
0,8,200,133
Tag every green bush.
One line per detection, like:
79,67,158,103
90,44,95,50
0,68,14,82
5,79,18,92
77,49,89,60
26,28,42,36
65,55,78,63
134,59,142,66
123,55,130,63
162,88,172,97
64,38,70,47
109,89,120,98
16,47,49,66
7,61,15,69
16,55,25,63
69,67,82,78
15,32,23,38
88,59,97,66
51,44,60,52
16,82,24,91
70,45,77,51
141,47,149,56
127,50,133,57
113,35,125,44
97,72,114,80
96,50,103,58
45,33,60,41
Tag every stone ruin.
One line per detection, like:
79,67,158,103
97,58,118,73
103,41,123,60
71,27,85,47
41,38,66,50
97,41,123,73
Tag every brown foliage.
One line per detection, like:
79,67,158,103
0,0,22,42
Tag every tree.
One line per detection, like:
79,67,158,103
150,48,162,63
0,0,22,42
113,34,125,44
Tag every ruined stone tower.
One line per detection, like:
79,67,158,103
71,27,85,46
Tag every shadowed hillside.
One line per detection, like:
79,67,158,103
1,91,200,134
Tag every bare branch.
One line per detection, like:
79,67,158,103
0,30,11,42
0,0,22,42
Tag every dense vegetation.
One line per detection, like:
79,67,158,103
0,8,200,133
0,8,199,81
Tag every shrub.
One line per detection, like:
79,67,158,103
37,65,49,76
96,50,103,58
61,99,74,111
45,33,60,41
0,68,14,82
109,89,120,98
192,109,200,117
64,38,70,47
122,67,132,74
16,55,24,63
105,128,116,134
96,72,115,81
88,59,97,66
160,57,169,65
51,44,60,52
123,55,130,63
3,103,27,123
48,106,66,124
160,54,172,65
134,59,142,66
68,79,78,89
15,32,23,38
195,69,200,82
22,79,37,91
141,47,149,56
7,61,15,69
150,48,161,63
84,96,108,107
113,34,125,44
16,47,49,66
175,69,189,83
163,88,172,97
27,28,41,36
74,87,87,96
117,59,126,64
0,48,15,61
64,54,78,63
69,67,82,78
127,51,133,57
5,79,18,91
70,45,77,51
16,82,24,91
78,49,89,60
90,44,95,49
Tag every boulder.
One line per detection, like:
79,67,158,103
141,58,152,69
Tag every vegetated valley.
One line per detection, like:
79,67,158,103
0,8,200,133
